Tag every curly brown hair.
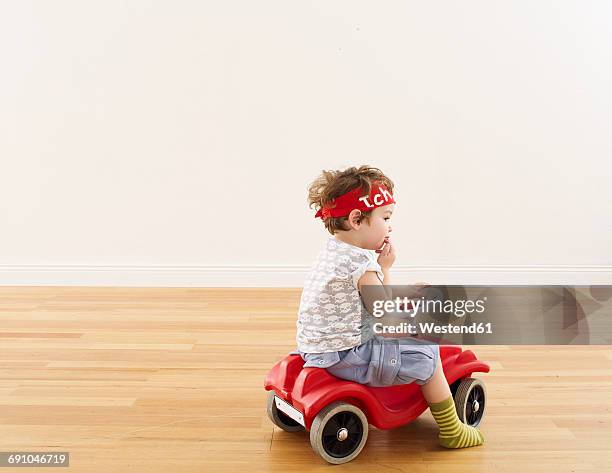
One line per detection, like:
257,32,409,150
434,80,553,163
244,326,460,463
307,165,394,235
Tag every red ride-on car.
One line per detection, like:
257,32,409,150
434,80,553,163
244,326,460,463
264,345,489,464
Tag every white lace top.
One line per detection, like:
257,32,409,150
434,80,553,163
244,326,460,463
296,237,384,353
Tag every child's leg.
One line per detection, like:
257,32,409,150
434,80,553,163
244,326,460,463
420,357,484,449
420,355,452,403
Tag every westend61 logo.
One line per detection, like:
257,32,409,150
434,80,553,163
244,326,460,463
372,296,488,318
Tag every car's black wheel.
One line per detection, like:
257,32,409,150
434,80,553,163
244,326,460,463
450,379,461,397
266,391,305,432
453,377,486,427
309,402,368,464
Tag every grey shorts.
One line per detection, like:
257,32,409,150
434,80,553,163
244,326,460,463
299,335,440,387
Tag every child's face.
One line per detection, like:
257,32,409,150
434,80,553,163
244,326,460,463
361,203,394,250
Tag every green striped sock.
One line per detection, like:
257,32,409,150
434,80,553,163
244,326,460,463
429,396,484,449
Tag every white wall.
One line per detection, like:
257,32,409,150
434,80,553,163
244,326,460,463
1,1,611,286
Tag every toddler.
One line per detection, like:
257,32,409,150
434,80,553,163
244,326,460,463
296,165,484,449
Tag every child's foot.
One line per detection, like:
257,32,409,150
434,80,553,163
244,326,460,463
429,396,485,449
438,423,484,449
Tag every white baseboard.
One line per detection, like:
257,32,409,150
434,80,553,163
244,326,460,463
0,264,611,287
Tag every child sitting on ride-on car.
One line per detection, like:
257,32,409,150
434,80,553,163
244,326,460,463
296,165,484,449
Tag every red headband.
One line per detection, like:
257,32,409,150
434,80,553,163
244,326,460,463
315,183,396,220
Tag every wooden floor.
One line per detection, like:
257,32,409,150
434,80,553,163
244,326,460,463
0,287,611,472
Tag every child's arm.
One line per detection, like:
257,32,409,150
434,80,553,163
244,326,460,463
376,236,395,293
357,270,393,316
372,238,430,303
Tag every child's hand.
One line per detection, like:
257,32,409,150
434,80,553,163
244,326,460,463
376,237,396,269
